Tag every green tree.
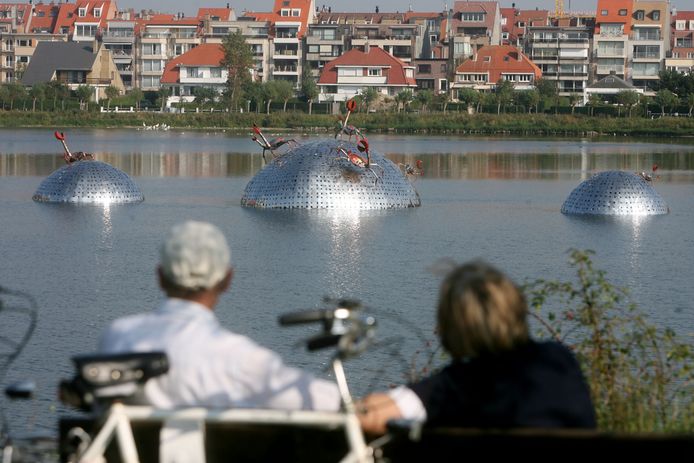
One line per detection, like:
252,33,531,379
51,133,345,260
104,85,120,110
29,83,47,112
414,89,433,112
587,93,603,117
46,81,69,110
494,79,514,114
361,87,379,112
657,69,694,99
535,77,558,113
394,89,413,112
300,68,318,114
220,31,254,111
243,80,265,113
653,89,678,116
568,93,581,115
75,85,93,110
435,91,450,114
456,88,479,113
5,82,26,110
274,79,295,112
263,81,280,114
514,89,539,114
193,86,217,109
129,88,143,110
157,87,171,111
0,85,7,110
615,90,639,117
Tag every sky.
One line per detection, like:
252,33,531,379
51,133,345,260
70,0,690,15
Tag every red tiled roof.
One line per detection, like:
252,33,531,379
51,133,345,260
245,0,312,38
318,46,416,86
453,1,498,31
595,0,632,34
672,11,694,21
160,43,224,84
53,1,114,34
404,12,441,21
196,8,234,21
0,4,32,31
28,4,62,33
455,45,542,84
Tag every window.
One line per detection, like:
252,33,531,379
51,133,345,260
61,27,69,34
78,8,86,17
175,44,183,55
211,68,222,78
618,9,627,16
635,10,644,20
143,60,162,71
460,12,484,22
280,9,289,16
17,56,29,63
675,20,685,31
308,45,319,53
291,9,300,17
601,9,608,16
518,21,525,28
484,56,491,62
440,63,447,73
439,79,448,91
141,75,159,88
142,43,162,55
187,67,200,78
75,24,97,37
94,8,101,18
417,64,431,73
652,10,660,21
368,68,381,76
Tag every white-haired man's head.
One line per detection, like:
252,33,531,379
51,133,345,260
159,221,231,293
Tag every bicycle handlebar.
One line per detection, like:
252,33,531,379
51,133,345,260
306,333,342,351
278,309,331,326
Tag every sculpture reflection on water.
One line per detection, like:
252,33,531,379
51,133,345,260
242,100,421,210
561,168,668,216
32,132,144,205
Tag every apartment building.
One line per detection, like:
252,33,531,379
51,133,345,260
593,0,669,90
200,16,271,82
630,1,670,89
102,20,136,88
304,22,346,78
665,10,693,73
244,0,315,87
525,19,592,95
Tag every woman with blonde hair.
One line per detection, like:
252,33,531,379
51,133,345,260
359,261,595,434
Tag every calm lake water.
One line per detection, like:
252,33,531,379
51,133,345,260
0,128,693,434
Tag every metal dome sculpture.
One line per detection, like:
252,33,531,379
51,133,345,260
32,132,144,204
241,101,421,210
561,168,668,216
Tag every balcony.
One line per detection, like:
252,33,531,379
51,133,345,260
596,48,625,58
632,52,660,60
273,65,298,74
630,32,661,41
596,65,624,75
57,76,113,85
102,31,135,43
142,32,169,39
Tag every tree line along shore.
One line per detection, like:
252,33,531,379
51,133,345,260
1,110,693,137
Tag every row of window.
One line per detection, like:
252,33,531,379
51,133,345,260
600,9,660,21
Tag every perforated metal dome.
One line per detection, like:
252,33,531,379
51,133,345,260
32,161,144,204
561,171,668,216
241,139,421,210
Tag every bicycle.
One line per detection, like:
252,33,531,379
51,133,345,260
59,298,379,463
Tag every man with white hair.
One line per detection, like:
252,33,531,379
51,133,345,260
99,220,340,411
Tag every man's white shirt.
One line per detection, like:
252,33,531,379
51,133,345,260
98,298,340,411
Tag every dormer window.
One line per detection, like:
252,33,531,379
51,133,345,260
94,7,101,18
291,9,300,17
280,8,290,16
78,7,87,17
634,10,644,20
368,68,381,76
484,56,491,62
651,10,660,21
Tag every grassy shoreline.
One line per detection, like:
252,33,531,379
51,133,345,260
1,110,693,137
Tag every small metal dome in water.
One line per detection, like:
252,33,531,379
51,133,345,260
32,131,144,204
561,170,668,216
241,138,421,210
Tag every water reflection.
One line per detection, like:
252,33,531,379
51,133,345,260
2,150,694,181
323,209,363,295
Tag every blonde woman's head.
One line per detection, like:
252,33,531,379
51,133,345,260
437,261,529,359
